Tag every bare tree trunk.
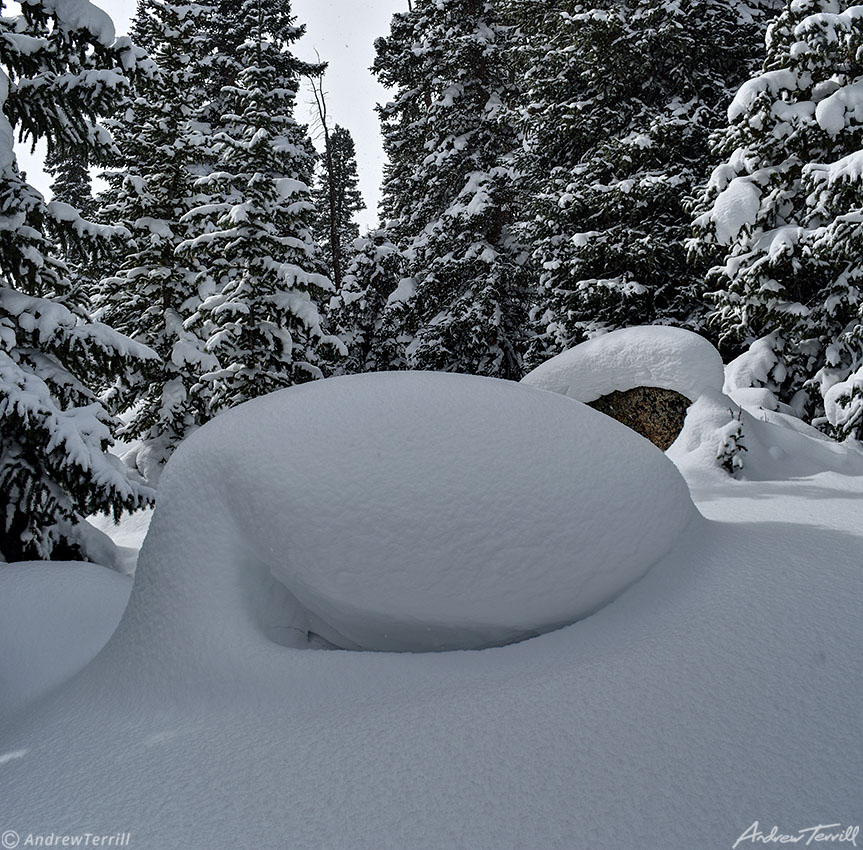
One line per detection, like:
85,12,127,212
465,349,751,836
308,72,343,290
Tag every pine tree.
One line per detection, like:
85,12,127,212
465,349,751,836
691,0,863,437
0,0,157,561
312,123,365,290
517,0,778,367
330,228,404,373
202,0,259,125
373,0,530,379
94,0,220,483
45,148,96,288
179,0,342,413
129,0,158,53
46,149,92,215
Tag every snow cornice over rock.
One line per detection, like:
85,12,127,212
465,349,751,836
521,326,725,404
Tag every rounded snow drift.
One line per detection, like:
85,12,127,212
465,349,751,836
138,372,696,653
0,562,131,717
522,325,724,404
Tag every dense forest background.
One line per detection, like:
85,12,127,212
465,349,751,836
3,0,863,562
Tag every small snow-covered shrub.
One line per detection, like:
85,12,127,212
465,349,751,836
716,409,747,475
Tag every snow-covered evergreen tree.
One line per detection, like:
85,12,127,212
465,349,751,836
329,228,404,374
180,0,342,413
94,0,220,482
691,0,863,437
46,149,92,214
374,0,530,379
517,0,778,367
201,0,257,127
129,0,157,52
0,0,157,561
312,123,365,290
45,148,97,289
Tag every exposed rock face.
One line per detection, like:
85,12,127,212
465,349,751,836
588,386,690,451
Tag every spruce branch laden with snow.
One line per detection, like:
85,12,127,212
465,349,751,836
373,0,531,379
691,0,863,439
0,0,157,561
178,0,344,413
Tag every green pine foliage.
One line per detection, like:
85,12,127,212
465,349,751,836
517,0,778,368
44,148,98,289
691,0,863,437
179,0,343,413
330,228,404,374
373,0,530,379
46,148,92,215
202,0,251,110
94,0,220,483
312,123,365,290
0,0,157,561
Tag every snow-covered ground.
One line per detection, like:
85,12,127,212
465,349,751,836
87,507,153,575
2,342,862,849
0,562,131,718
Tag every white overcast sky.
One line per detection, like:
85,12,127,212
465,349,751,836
15,0,407,229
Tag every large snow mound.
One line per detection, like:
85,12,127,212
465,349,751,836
123,372,695,653
522,325,725,403
3,466,863,848
0,562,131,719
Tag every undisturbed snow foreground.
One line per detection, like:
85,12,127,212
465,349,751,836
2,337,863,850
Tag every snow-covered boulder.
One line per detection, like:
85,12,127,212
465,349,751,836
123,372,695,654
522,326,724,404
519,327,863,480
586,385,692,450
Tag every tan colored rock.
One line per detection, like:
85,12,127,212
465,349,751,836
588,386,690,451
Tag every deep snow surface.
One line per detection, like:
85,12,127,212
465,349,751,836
0,562,130,717
3,472,862,849
2,371,862,850
114,372,693,652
